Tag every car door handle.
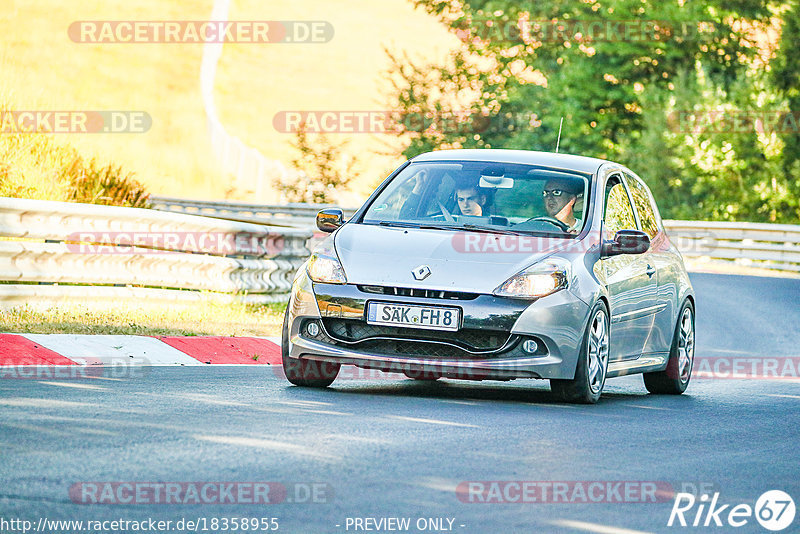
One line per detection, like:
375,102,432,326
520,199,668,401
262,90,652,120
645,264,656,278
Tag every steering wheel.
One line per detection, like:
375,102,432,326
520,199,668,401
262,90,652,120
522,216,570,232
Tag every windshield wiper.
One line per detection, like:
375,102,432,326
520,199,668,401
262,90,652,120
376,221,454,231
460,224,529,236
376,221,535,236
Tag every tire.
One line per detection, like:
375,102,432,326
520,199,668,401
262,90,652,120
644,301,694,394
550,302,609,404
281,310,339,388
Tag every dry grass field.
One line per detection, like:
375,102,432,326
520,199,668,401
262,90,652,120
1,0,456,203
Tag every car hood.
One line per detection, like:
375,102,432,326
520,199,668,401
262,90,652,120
333,223,573,293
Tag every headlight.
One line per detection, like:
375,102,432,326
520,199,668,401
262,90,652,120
306,243,347,284
493,258,570,299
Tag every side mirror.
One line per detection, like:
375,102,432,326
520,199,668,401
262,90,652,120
602,229,650,257
316,208,344,233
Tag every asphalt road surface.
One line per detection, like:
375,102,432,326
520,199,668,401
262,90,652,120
1,273,799,534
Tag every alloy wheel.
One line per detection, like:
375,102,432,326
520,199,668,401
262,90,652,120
677,307,695,383
587,308,609,394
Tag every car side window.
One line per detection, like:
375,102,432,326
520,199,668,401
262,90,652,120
604,179,637,238
625,173,659,239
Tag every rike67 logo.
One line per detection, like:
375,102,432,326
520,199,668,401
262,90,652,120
668,490,796,531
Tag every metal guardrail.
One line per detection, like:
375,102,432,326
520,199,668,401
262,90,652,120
152,197,800,273
150,196,358,228
663,220,800,272
150,197,356,228
2,196,798,311
0,197,313,307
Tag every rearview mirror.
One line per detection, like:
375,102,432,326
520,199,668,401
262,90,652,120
316,208,344,233
479,175,514,188
602,229,650,257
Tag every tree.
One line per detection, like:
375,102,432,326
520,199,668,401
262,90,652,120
386,0,797,221
771,0,800,220
276,124,358,204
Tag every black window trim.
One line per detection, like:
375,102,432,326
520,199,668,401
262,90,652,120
602,171,642,235
622,169,665,234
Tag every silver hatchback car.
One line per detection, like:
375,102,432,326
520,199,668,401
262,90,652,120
281,149,695,403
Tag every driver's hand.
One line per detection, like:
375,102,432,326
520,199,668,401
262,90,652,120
555,197,576,223
411,170,429,195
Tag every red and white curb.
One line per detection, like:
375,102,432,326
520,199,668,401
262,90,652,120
0,334,282,366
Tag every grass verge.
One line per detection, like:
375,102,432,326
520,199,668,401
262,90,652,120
0,301,287,337
0,100,151,207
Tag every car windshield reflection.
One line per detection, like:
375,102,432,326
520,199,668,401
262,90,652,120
361,161,591,237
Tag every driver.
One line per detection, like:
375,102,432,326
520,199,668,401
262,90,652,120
542,178,584,233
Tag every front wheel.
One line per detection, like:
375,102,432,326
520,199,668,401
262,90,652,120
643,302,694,394
550,302,609,404
281,310,339,388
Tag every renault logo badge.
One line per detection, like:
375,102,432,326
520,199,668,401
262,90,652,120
412,265,431,281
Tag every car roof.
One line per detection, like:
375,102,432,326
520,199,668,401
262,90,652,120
410,149,609,175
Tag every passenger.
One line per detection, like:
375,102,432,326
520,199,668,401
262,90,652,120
400,170,489,218
454,185,487,216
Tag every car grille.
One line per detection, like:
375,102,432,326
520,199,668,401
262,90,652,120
321,318,510,352
355,339,505,360
357,285,479,300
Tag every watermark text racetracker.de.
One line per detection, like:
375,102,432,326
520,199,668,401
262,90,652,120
68,20,333,43
272,110,542,135
276,356,800,382
0,357,150,380
65,231,288,256
454,18,712,44
456,480,674,503
274,360,485,381
692,356,800,380
667,110,800,135
449,230,718,256
69,481,332,504
0,111,151,134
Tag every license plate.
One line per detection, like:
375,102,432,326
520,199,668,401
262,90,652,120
366,302,460,331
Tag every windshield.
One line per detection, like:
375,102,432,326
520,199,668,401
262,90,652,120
361,161,591,236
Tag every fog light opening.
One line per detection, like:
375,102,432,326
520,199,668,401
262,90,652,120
522,339,539,354
306,322,320,337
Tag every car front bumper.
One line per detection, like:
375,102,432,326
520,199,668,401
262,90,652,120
285,269,591,380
